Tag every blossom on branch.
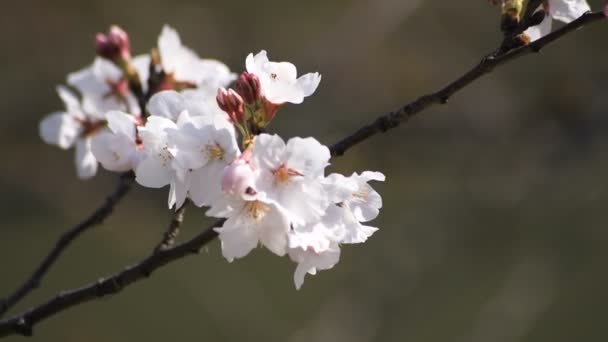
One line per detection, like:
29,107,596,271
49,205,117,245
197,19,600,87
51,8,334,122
39,86,105,179
38,23,386,289
157,25,236,93
524,0,590,40
245,50,321,105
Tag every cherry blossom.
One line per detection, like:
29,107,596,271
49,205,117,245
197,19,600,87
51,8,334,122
245,50,321,105
67,56,150,115
208,192,290,261
287,171,385,289
250,134,331,228
157,25,236,92
167,110,240,208
39,86,104,179
91,111,143,172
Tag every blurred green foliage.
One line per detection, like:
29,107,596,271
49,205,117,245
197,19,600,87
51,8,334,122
2,0,608,341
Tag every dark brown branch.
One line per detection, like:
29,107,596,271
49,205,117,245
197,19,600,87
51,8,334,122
330,10,605,157
153,202,188,253
0,172,134,318
0,219,223,338
0,10,604,338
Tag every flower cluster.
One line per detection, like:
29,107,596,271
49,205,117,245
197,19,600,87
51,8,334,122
39,25,385,289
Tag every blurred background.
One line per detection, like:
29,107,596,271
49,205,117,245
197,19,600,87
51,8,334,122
2,0,608,341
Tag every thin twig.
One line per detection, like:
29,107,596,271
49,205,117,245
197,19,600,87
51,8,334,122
0,172,134,318
153,202,188,253
330,10,605,157
0,10,604,338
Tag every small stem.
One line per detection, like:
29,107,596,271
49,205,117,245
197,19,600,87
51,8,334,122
153,202,188,253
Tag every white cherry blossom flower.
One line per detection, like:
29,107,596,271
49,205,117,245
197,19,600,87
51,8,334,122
166,111,240,208
91,111,143,172
289,244,341,290
323,171,385,244
525,0,590,41
158,25,236,92
67,56,150,115
287,171,385,289
250,134,331,228
208,192,290,261
245,50,321,105
39,86,104,179
146,89,227,122
134,115,177,189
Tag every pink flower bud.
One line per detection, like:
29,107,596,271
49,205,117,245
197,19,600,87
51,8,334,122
222,159,255,197
235,72,262,105
216,88,244,124
95,25,131,62
604,4,608,18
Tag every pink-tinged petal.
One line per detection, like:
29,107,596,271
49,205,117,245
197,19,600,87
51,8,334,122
257,205,290,256
170,179,189,209
56,86,82,114
296,72,321,98
251,133,285,170
549,0,590,23
340,207,379,244
524,16,553,41
147,90,186,120
132,54,151,92
290,245,340,290
284,137,330,178
215,218,259,262
106,111,137,139
135,156,173,188
39,112,80,149
158,25,184,74
75,139,98,179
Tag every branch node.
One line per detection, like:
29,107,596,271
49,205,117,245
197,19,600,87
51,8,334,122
141,268,152,278
15,317,32,337
95,278,106,297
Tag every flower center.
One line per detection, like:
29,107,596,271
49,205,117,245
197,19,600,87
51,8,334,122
158,145,173,166
77,118,106,138
351,184,370,203
272,163,302,184
205,144,224,161
245,200,269,221
105,78,129,97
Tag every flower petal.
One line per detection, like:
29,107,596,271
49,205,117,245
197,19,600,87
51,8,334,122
39,112,80,149
75,138,98,179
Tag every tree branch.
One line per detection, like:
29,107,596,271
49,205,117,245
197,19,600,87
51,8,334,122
0,10,604,338
0,172,134,318
330,10,605,157
153,201,188,253
0,219,223,338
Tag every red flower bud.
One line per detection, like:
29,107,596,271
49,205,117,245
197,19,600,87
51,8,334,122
95,25,131,62
217,88,244,124
235,72,262,105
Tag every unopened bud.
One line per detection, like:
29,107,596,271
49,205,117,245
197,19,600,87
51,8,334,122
235,72,262,105
95,25,131,62
604,4,608,18
216,88,244,124
222,158,255,197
